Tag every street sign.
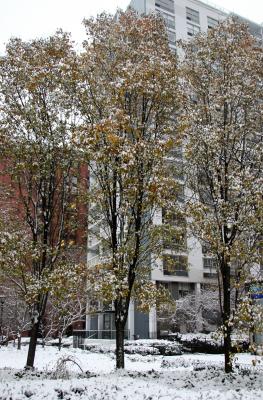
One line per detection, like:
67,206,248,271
250,283,263,300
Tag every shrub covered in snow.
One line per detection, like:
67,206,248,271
124,339,182,356
172,333,249,354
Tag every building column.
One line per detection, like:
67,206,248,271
98,313,103,339
195,282,201,294
128,300,135,340
195,283,203,332
86,314,92,331
149,307,157,339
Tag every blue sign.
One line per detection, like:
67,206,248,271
250,284,263,299
251,293,263,299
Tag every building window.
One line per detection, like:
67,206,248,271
163,255,188,276
166,160,184,181
174,161,184,181
168,145,183,159
190,93,198,104
162,209,186,226
207,16,219,29
88,244,100,255
187,23,201,37
167,31,176,45
155,0,175,14
89,300,99,311
168,183,184,203
197,171,214,205
186,7,200,24
203,272,217,279
163,231,187,251
176,183,185,202
178,289,189,297
157,10,175,30
103,314,111,330
203,257,218,270
201,243,212,255
162,209,187,251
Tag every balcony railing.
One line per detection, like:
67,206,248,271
73,329,130,348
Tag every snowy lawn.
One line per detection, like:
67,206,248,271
0,344,262,399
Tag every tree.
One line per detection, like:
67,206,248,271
171,287,221,333
44,263,87,350
0,185,32,348
78,11,180,368
0,283,31,349
180,18,263,372
0,32,85,368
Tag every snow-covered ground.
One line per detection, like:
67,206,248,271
0,343,262,399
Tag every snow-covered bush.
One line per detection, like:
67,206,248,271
124,339,182,356
51,355,83,379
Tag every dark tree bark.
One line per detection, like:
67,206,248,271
115,318,126,369
25,293,48,369
26,319,40,369
58,333,62,351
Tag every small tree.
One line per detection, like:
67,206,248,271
0,189,32,348
44,263,87,350
171,288,221,333
0,32,84,368
0,284,31,349
180,18,262,372
78,11,180,368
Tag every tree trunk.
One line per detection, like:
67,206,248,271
222,259,233,373
25,319,40,369
17,332,21,350
115,321,125,369
58,333,62,351
224,323,232,373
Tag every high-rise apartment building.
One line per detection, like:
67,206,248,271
129,0,262,45
85,0,262,341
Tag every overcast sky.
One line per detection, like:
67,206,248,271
0,0,262,54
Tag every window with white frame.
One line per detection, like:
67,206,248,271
207,16,219,29
163,254,188,276
162,209,186,226
176,183,185,203
202,243,212,255
203,272,217,279
167,31,176,44
203,257,218,270
155,0,175,14
187,23,201,37
168,145,183,159
163,230,187,251
186,7,200,24
157,10,175,29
